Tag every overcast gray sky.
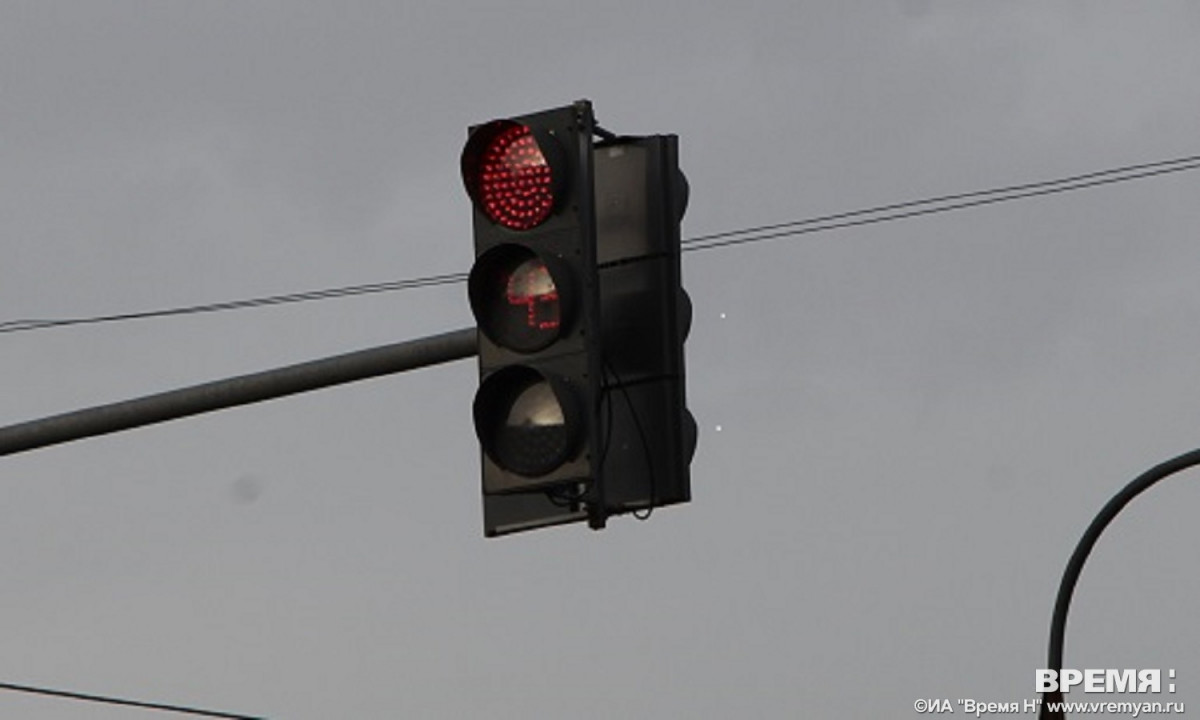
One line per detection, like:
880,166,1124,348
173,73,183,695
4,2,1200,718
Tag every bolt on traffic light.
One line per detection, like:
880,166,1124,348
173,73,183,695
463,100,694,537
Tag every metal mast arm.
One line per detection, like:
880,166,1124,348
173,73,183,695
0,328,477,458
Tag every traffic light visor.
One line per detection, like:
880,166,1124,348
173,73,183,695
462,120,565,230
474,366,581,478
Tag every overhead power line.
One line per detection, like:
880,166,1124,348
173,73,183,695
0,680,265,719
0,272,467,334
2,152,1198,336
681,152,1200,248
681,154,1200,252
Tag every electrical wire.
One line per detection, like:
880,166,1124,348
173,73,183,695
682,153,1200,248
603,358,657,520
0,680,266,719
682,157,1200,252
3,152,1199,336
0,273,467,334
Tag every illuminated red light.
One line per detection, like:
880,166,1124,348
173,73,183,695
475,124,555,230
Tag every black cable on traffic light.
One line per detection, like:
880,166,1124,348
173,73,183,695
1038,447,1200,719
602,357,658,521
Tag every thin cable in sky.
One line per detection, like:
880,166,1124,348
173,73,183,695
682,152,1200,247
0,273,467,334
0,680,266,719
2,152,1198,335
682,158,1200,253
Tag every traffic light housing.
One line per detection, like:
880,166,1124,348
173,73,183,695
463,100,693,536
593,134,694,517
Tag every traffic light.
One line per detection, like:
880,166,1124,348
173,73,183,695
593,133,695,519
463,100,694,537
464,101,602,536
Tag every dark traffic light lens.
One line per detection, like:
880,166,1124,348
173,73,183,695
474,367,580,478
469,244,571,353
507,256,560,330
462,121,563,231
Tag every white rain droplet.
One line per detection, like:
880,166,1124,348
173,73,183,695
715,425,723,432
719,312,727,319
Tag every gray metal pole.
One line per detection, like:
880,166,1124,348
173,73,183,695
0,327,477,458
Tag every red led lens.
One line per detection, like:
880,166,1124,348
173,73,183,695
476,124,555,230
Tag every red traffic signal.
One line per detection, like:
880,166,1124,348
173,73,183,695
461,120,566,231
464,101,694,537
464,102,603,536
